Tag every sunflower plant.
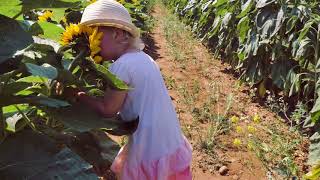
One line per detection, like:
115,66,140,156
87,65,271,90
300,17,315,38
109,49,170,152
0,0,155,177
60,23,104,64
0,6,131,179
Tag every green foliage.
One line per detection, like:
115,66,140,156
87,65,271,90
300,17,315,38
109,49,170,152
0,129,100,179
0,14,34,63
304,162,320,180
164,0,320,176
0,0,154,177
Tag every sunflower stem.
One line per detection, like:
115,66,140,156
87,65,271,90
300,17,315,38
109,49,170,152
68,49,87,72
0,106,6,144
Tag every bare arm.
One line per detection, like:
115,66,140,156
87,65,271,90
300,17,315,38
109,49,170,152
77,89,127,118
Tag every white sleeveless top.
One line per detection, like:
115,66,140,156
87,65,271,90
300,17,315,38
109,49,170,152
109,51,184,164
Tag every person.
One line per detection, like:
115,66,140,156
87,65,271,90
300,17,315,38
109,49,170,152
72,0,193,179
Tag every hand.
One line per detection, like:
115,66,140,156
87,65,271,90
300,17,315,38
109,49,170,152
63,87,85,102
53,81,64,96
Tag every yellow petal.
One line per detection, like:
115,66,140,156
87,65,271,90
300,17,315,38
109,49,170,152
90,41,101,48
96,32,104,39
233,138,241,147
236,126,243,133
230,116,239,123
253,114,260,123
93,56,103,63
38,17,45,21
247,125,256,133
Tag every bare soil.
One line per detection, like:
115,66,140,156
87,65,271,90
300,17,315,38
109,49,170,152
142,3,310,180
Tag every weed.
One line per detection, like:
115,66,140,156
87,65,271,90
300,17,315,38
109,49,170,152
248,125,301,178
163,75,176,90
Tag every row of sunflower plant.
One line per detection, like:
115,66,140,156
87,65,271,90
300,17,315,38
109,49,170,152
0,0,153,178
163,0,320,178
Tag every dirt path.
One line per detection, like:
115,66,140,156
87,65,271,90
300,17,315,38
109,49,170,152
144,2,309,180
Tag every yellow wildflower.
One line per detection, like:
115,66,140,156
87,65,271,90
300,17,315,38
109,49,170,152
247,141,254,150
38,10,53,22
253,114,260,123
233,138,241,147
236,126,243,133
230,115,239,123
247,125,256,133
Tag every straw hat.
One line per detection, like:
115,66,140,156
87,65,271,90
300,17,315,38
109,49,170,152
80,0,140,38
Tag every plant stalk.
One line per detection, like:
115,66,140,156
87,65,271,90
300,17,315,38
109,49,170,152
314,25,320,101
68,49,87,72
0,107,5,143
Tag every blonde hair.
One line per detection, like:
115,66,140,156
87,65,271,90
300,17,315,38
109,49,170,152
106,26,145,51
128,35,145,51
121,29,145,51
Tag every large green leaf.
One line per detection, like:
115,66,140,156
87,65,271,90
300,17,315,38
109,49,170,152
286,15,298,34
212,0,228,8
242,57,265,84
21,0,81,20
37,21,64,41
304,162,320,180
256,0,276,8
237,16,250,44
4,107,31,133
33,36,61,52
5,115,24,133
0,14,33,64
271,59,292,89
0,95,70,108
17,75,48,83
0,129,99,180
3,104,29,121
2,81,32,95
221,12,232,28
298,21,314,41
255,6,284,39
25,63,58,80
0,0,22,19
18,20,44,36
48,102,138,133
93,63,130,91
68,130,120,170
295,38,313,59
237,30,260,61
237,0,254,18
308,131,320,166
311,96,320,123
284,68,301,97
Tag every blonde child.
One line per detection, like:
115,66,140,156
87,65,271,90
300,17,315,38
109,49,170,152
72,0,192,179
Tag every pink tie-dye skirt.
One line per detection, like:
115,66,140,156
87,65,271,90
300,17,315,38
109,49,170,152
111,137,192,180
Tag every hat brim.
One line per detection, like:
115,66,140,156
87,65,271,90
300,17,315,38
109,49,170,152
80,19,140,38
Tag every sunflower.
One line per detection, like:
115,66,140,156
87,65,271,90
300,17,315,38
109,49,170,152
117,0,126,4
88,27,104,63
88,0,97,4
38,10,53,22
60,23,104,63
